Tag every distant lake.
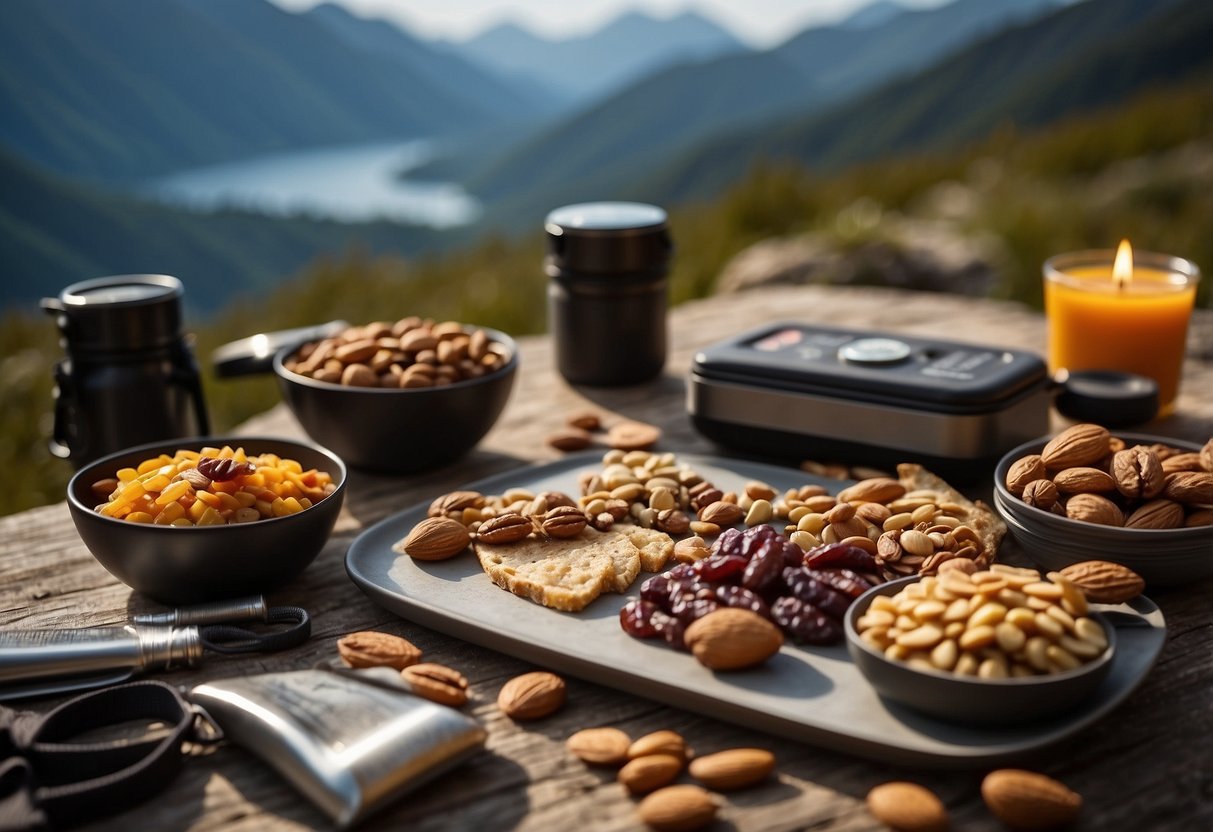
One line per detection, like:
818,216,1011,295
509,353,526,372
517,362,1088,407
145,140,479,228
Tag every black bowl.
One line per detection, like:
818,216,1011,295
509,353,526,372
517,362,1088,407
845,577,1116,725
273,328,517,473
67,436,346,605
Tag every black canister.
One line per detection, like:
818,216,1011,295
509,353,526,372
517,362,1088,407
546,202,672,386
42,274,209,468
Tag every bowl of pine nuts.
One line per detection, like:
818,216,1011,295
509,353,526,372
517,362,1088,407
67,436,346,604
274,318,517,473
845,571,1116,725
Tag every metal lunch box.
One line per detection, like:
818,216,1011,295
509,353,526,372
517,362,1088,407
689,322,1061,480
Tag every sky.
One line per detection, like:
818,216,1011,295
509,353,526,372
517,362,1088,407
268,0,951,48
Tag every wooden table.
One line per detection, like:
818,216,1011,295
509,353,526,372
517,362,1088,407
3,286,1210,831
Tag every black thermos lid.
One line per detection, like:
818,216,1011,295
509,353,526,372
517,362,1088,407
545,202,671,277
42,274,185,353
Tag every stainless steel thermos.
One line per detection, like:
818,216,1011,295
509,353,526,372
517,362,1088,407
546,202,672,386
42,274,209,467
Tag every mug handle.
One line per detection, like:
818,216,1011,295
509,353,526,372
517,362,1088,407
210,321,349,378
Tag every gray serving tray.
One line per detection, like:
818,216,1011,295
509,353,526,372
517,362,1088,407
346,453,1166,768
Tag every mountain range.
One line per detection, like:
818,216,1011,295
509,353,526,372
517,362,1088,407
3,0,1213,312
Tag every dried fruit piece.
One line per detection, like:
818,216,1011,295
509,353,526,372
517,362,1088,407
401,663,469,707
687,748,775,791
683,608,783,670
567,727,632,766
982,769,1081,830
1041,424,1111,470
619,753,683,795
497,671,566,720
336,631,421,670
398,517,472,560
636,785,718,832
196,456,255,482
866,781,948,832
1058,561,1144,603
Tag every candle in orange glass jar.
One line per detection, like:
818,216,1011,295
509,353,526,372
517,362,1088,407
1044,242,1200,414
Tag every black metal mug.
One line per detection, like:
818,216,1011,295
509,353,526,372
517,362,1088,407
42,274,209,468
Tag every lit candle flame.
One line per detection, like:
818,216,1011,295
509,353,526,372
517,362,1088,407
1113,239,1133,290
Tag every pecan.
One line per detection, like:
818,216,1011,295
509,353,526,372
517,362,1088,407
1112,446,1165,501
401,663,469,707
476,512,533,544
196,456,255,482
1021,479,1060,512
540,506,588,538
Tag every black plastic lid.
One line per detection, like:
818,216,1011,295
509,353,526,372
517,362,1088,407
42,274,184,352
1053,370,1159,427
545,202,671,276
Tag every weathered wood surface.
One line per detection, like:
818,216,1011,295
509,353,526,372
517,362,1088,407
2,286,1210,832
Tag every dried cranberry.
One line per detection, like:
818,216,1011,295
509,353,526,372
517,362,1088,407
808,568,873,599
196,456,255,482
782,567,851,619
780,540,805,567
619,599,661,638
671,595,720,623
715,585,772,619
803,542,879,573
666,562,697,581
739,524,779,559
694,553,747,583
640,575,673,606
653,613,687,649
741,540,783,595
770,597,844,645
713,527,744,558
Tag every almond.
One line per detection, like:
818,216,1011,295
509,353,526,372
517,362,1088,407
636,785,718,832
618,753,683,795
698,500,745,527
683,608,783,671
336,631,421,670
607,420,662,451
497,671,566,720
1124,499,1184,530
628,730,690,762
1058,560,1144,603
566,410,602,431
398,517,471,560
1163,471,1213,505
982,769,1081,830
1005,455,1047,497
1160,452,1204,474
1041,424,1111,470
1064,493,1124,527
687,748,775,791
1201,438,1213,472
1052,467,1116,495
547,427,593,452
866,781,948,832
428,490,484,517
837,477,906,504
567,727,632,766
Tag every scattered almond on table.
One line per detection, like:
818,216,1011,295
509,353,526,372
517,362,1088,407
497,671,566,720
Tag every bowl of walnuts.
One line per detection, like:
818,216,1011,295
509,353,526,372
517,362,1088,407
993,424,1212,586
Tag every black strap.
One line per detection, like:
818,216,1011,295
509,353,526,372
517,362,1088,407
199,605,310,655
0,681,219,830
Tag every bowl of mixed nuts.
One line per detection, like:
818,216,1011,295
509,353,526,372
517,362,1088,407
274,318,517,473
993,425,1213,586
845,568,1116,724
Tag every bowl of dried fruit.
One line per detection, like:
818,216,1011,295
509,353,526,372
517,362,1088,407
67,436,346,604
844,569,1116,725
274,318,517,473
993,425,1213,586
